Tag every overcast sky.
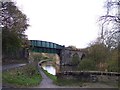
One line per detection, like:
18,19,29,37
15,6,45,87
14,0,105,48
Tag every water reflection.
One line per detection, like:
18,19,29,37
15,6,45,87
41,62,80,76
42,64,56,75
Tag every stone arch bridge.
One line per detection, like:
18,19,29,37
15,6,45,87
61,48,85,65
29,40,86,65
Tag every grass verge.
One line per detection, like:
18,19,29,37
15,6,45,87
55,78,83,87
3,62,42,87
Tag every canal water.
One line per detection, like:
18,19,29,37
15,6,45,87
41,62,79,76
42,63,56,75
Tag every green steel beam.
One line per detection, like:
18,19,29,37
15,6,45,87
30,40,64,49
29,40,64,54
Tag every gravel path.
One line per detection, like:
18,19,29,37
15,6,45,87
37,67,60,88
2,64,26,71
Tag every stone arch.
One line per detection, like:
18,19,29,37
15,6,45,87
71,53,80,65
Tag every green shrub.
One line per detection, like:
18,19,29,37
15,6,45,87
78,59,96,71
107,59,119,72
72,53,80,65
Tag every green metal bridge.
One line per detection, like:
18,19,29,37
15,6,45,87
29,40,65,54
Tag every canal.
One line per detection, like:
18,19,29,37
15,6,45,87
41,61,80,76
42,62,56,75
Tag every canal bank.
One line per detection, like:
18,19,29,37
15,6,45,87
36,60,118,88
2,59,118,88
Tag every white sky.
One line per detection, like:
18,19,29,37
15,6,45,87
14,0,105,48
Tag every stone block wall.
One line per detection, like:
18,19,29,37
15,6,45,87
60,48,85,65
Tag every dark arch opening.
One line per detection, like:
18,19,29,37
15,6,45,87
81,53,85,60
72,53,80,65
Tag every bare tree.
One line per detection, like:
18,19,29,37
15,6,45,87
100,0,120,49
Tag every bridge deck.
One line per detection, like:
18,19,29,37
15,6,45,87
30,40,64,49
30,40,65,54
